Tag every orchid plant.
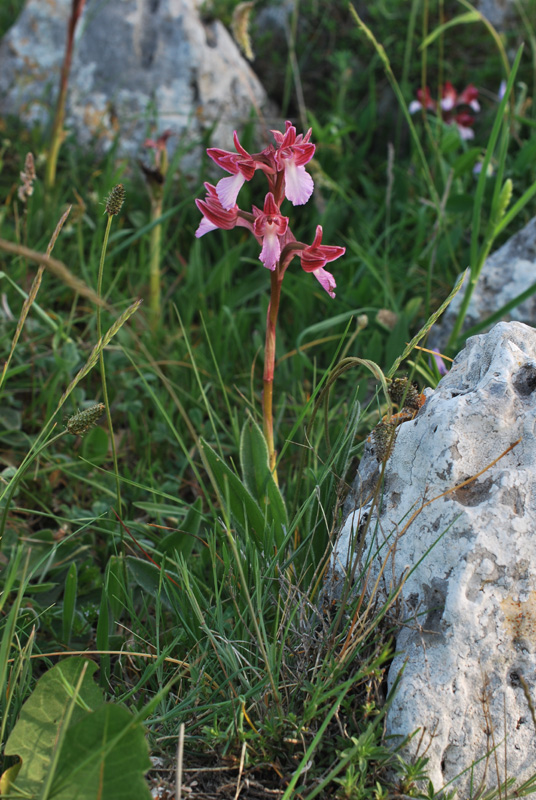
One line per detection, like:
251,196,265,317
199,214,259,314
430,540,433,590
196,122,345,480
409,81,480,140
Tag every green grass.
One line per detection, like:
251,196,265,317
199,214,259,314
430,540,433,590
0,0,24,39
1,0,536,796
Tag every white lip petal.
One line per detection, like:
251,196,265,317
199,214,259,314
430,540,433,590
259,229,281,270
284,161,314,206
216,173,245,210
457,125,475,140
195,217,218,237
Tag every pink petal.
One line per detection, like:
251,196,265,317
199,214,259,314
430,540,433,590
216,173,246,210
409,100,423,114
458,84,480,111
271,120,293,145
207,147,238,172
195,217,218,237
313,267,336,298
284,161,314,206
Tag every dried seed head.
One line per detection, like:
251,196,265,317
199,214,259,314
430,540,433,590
372,418,398,462
18,152,36,202
388,377,422,410
105,184,125,216
231,2,255,61
66,403,105,436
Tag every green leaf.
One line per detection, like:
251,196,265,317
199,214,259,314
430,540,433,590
199,438,266,546
452,147,481,179
81,426,109,465
239,415,287,547
160,497,203,558
4,658,152,800
105,555,126,622
50,704,152,800
62,562,77,645
4,659,103,797
0,760,21,794
0,407,21,431
126,556,174,611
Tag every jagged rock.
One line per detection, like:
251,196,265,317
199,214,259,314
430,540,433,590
0,0,268,169
432,217,536,351
332,321,536,794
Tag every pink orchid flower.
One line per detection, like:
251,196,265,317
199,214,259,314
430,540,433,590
410,82,479,140
299,225,345,298
207,131,258,210
440,82,480,112
195,183,241,237
253,193,289,271
408,86,436,114
271,121,316,206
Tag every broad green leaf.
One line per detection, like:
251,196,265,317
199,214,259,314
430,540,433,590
4,659,103,797
160,497,203,558
199,438,266,546
4,658,152,800
239,415,287,548
49,704,152,800
126,556,175,610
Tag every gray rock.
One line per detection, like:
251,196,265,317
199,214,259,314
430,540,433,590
0,0,268,169
332,321,536,794
474,0,518,27
432,217,536,350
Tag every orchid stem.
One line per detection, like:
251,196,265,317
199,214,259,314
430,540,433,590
149,194,163,328
263,266,283,484
45,0,86,190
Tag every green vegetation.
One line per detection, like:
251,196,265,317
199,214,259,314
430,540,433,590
1,0,536,796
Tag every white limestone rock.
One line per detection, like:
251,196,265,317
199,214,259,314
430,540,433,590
0,0,268,168
432,217,536,350
333,321,536,794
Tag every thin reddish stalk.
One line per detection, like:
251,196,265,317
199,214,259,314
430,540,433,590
263,266,283,481
46,0,87,189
